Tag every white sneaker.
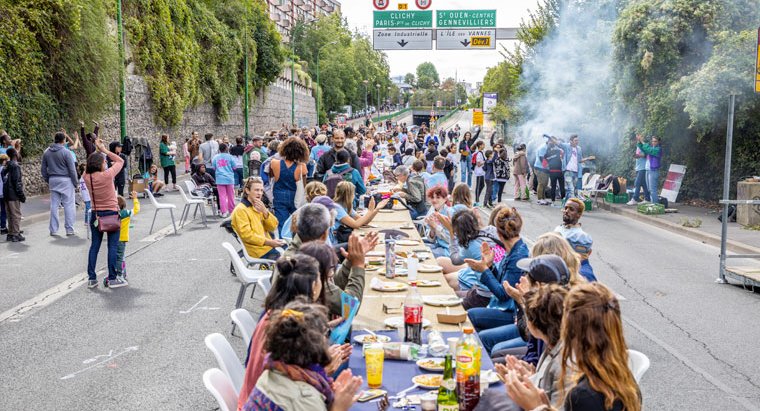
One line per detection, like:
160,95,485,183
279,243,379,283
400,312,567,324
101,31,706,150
626,199,638,206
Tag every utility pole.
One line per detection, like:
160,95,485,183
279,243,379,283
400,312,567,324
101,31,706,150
291,58,295,126
375,83,381,121
116,0,127,143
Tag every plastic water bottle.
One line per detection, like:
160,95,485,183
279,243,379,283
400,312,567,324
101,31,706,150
385,239,396,279
407,255,418,281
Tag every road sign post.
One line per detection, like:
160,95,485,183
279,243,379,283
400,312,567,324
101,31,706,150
473,109,484,126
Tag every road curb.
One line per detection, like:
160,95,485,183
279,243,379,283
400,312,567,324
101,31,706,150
596,201,760,256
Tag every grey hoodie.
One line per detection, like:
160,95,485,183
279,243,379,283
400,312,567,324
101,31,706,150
41,144,78,187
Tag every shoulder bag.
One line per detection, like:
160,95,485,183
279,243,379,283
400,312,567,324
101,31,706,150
90,174,121,233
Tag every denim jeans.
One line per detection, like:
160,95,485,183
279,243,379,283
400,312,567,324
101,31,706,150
633,170,649,201
260,247,281,260
88,210,120,281
0,199,6,229
563,171,578,201
460,159,472,186
479,323,526,355
467,307,515,333
490,181,500,202
646,169,659,203
116,241,127,275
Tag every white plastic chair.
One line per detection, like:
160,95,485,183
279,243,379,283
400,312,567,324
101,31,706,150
232,226,280,270
177,185,207,227
185,179,218,217
627,349,650,383
202,368,237,411
222,242,272,333
204,333,245,395
257,276,272,296
230,309,258,347
144,189,178,234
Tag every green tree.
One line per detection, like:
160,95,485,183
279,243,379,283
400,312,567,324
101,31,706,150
415,62,439,89
291,13,391,123
404,72,416,87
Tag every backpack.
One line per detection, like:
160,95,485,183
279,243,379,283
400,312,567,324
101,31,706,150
494,157,511,180
325,168,353,197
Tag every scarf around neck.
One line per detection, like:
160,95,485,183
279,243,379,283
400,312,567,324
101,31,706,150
265,355,334,405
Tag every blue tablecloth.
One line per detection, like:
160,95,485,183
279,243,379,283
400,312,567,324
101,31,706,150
349,330,502,410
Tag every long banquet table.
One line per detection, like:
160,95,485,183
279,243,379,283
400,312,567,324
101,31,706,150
349,206,501,410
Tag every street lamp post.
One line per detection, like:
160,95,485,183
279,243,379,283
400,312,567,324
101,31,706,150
116,0,127,143
387,86,391,110
375,83,381,121
316,41,337,126
363,80,369,112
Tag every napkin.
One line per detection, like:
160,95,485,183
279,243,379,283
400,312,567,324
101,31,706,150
427,330,449,357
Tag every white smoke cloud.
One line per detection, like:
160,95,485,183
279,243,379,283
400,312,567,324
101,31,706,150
517,0,622,157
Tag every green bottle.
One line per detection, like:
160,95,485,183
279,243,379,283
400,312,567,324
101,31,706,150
437,354,458,410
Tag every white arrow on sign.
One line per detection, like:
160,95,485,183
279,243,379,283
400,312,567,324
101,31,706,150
373,29,433,50
436,28,496,50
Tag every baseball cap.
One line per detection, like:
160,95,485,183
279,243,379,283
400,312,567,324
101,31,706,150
316,134,327,144
566,230,593,254
311,196,338,211
516,254,570,285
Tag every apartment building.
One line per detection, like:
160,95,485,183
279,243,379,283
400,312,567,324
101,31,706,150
266,0,341,41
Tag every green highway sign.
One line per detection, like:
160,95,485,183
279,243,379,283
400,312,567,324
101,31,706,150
436,10,496,28
373,10,433,28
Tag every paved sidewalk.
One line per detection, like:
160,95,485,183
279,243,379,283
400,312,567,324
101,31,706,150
597,201,760,255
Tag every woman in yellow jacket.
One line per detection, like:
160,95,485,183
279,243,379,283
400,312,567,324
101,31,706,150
232,177,285,260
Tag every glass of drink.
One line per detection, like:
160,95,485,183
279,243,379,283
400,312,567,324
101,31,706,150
365,343,385,389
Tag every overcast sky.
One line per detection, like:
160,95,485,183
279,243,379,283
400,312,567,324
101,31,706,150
339,0,540,84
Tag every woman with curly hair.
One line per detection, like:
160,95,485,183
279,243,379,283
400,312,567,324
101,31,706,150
270,137,309,235
244,300,363,411
504,282,641,411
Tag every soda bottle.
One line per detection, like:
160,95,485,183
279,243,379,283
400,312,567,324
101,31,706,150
403,281,423,345
437,354,458,410
455,327,481,411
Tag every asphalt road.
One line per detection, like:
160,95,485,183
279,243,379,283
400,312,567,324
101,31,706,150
2,151,760,410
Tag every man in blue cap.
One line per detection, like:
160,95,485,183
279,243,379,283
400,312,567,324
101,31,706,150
565,230,597,282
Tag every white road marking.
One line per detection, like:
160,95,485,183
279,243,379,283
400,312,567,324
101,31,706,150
0,272,91,324
2,222,180,325
179,296,220,314
60,346,139,380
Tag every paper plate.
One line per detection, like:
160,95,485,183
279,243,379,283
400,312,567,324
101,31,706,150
400,224,416,230
416,358,445,372
412,374,443,389
384,316,432,329
365,265,380,272
378,209,394,213
353,334,392,345
422,295,463,307
372,282,409,292
418,264,443,273
395,239,419,246
415,279,441,287
366,250,384,257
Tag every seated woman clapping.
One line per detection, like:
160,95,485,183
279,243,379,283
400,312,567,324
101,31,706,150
245,300,363,411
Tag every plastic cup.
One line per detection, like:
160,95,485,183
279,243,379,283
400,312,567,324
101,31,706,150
407,256,418,281
365,343,385,389
447,337,459,355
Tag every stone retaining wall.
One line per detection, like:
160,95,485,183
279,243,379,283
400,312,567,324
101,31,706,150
21,71,316,195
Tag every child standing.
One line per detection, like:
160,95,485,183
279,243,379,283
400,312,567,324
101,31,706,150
512,143,529,200
211,143,236,218
483,150,495,208
77,163,91,227
116,192,140,281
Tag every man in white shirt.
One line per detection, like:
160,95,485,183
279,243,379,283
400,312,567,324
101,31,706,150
199,133,219,178
562,134,592,201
